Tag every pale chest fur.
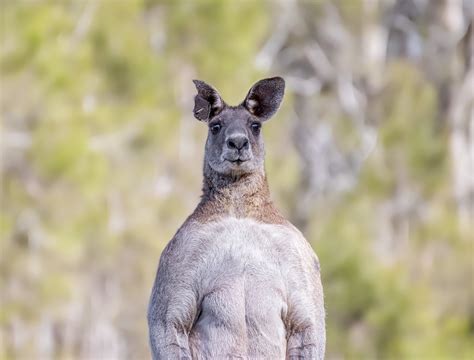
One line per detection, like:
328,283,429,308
178,217,315,358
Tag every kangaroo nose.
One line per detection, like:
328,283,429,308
226,135,249,151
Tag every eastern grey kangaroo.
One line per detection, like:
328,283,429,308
148,77,325,359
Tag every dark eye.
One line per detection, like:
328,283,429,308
210,123,221,135
251,122,261,134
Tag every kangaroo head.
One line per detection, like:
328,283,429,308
193,77,285,176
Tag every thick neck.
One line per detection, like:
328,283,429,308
202,162,269,200
190,163,286,224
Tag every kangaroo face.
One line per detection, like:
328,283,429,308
204,106,264,175
193,77,285,176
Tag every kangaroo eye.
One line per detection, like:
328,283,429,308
251,122,261,134
210,123,221,135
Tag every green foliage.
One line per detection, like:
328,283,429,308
380,62,447,195
305,59,473,358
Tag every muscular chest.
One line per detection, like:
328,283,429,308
194,218,289,296
187,218,292,355
191,220,292,317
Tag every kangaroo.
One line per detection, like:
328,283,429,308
148,77,325,359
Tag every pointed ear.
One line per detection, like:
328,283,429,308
243,77,285,120
192,80,224,121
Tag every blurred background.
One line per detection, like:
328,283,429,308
1,0,473,359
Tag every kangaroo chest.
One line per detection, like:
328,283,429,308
187,217,296,358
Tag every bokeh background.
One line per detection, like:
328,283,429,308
1,0,473,359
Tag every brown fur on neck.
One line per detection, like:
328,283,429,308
190,164,286,225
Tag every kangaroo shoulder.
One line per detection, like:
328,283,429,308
280,223,321,274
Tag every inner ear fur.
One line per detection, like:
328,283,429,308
243,77,285,121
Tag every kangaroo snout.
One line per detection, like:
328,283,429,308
226,134,249,151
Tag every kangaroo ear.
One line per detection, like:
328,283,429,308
192,80,224,122
243,77,285,120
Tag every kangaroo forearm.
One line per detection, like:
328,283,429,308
148,273,198,359
287,326,325,360
287,344,323,360
151,343,192,360
149,325,192,360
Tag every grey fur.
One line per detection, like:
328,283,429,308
148,77,325,359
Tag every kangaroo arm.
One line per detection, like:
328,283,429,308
147,234,199,360
148,319,192,359
287,323,325,360
285,240,326,359
286,284,326,360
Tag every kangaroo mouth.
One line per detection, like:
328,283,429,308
225,157,249,165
